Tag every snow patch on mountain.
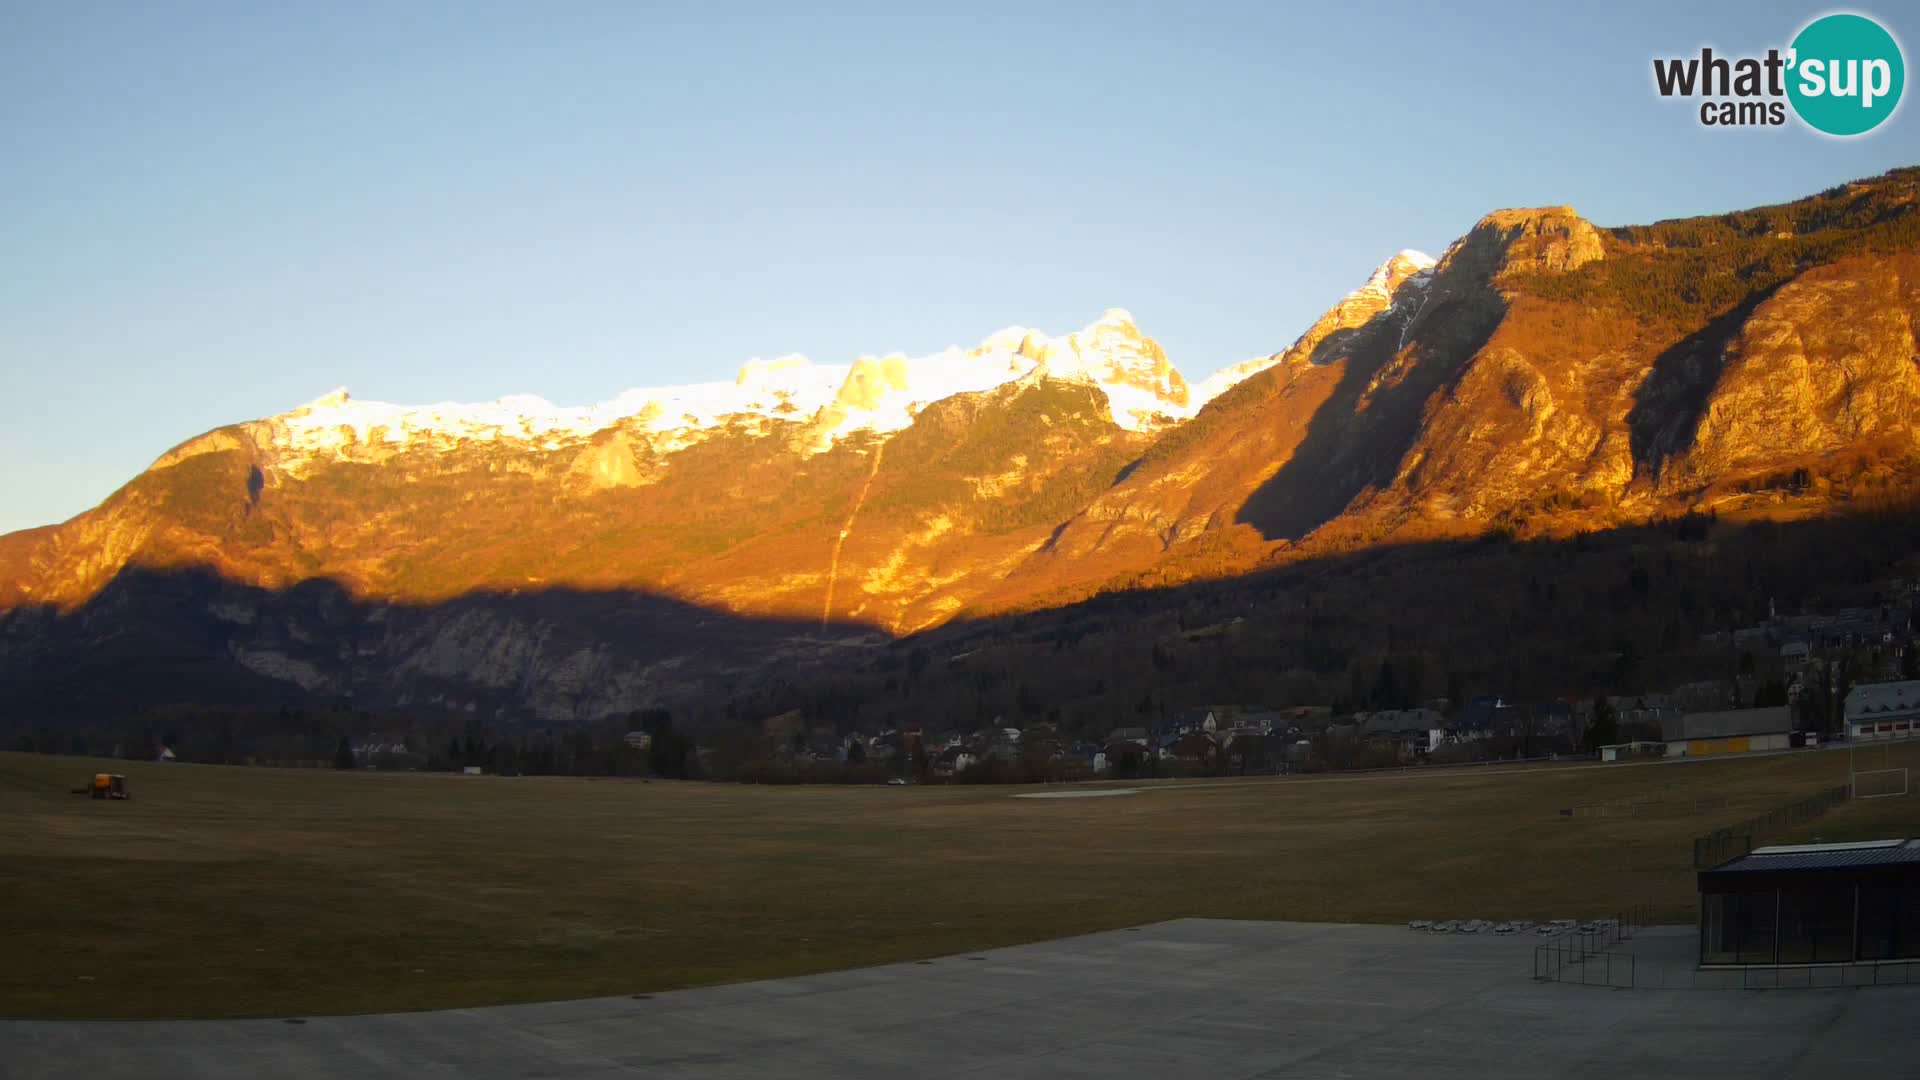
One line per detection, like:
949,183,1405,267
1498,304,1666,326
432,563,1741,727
261,310,1200,467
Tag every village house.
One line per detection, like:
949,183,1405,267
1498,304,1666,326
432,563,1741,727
1601,696,1683,743
1845,680,1920,741
1217,716,1277,752
1165,730,1218,766
1098,736,1150,774
1353,709,1442,757
931,745,976,778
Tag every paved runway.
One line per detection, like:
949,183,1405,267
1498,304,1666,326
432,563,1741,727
6,920,1917,1078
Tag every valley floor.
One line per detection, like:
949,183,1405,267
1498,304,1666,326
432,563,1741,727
2,746,1917,1020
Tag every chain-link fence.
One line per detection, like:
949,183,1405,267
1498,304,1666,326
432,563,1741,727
1691,784,1850,869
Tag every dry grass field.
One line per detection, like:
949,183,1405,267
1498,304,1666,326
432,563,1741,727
4,745,1918,1020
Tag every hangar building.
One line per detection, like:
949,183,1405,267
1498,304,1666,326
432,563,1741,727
1698,839,1920,966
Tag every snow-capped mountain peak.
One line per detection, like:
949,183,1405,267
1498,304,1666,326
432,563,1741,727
1350,250,1437,304
245,310,1209,471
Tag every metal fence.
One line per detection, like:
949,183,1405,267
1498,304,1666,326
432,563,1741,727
1690,784,1850,869
1534,942,1635,987
1530,906,1653,987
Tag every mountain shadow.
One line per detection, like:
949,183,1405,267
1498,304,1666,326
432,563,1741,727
0,564,881,728
1235,291,1506,541
1626,282,1789,482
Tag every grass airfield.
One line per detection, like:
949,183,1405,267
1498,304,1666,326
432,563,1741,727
4,745,1916,1019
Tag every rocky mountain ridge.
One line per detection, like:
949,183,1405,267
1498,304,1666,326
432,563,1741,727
4,168,1918,725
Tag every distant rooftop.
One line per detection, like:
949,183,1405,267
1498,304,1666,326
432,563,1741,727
1845,680,1920,721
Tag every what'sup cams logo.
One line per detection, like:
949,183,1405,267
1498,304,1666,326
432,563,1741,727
1653,12,1905,135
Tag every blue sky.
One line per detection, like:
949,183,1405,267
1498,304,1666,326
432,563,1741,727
1,1,1914,532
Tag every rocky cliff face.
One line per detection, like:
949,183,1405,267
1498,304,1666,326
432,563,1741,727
1668,251,1920,484
5,169,1919,724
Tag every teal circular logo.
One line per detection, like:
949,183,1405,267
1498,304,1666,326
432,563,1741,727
1787,13,1905,136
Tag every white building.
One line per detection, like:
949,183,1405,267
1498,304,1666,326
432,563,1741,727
1845,680,1920,741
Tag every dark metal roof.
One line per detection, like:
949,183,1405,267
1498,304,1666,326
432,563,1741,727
1706,839,1920,874
1661,706,1793,742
